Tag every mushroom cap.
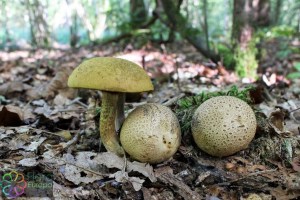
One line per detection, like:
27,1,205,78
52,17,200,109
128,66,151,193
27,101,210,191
68,57,153,92
191,96,256,157
120,103,181,164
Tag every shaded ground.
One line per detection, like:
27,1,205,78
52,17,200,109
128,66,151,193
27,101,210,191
0,41,300,199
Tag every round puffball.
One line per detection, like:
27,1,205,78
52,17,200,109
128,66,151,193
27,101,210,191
120,103,181,164
191,96,257,157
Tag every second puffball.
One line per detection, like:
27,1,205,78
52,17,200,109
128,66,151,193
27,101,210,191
120,103,181,164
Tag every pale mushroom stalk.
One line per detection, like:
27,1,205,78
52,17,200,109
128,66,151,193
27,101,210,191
101,92,125,156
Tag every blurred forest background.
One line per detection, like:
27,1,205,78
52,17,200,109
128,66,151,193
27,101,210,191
1,0,299,80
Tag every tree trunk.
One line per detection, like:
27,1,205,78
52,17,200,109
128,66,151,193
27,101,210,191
130,0,148,28
1,0,11,45
156,0,220,63
232,0,270,48
65,0,79,47
232,0,270,78
273,0,282,25
25,0,51,47
202,0,210,51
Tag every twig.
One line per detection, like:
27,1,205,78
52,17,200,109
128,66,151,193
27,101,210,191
67,97,88,108
216,169,277,186
162,93,185,106
289,107,300,113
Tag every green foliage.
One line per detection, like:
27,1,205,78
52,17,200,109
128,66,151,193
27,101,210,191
234,40,258,79
175,85,254,133
265,26,296,38
215,44,235,69
287,62,300,79
255,26,298,61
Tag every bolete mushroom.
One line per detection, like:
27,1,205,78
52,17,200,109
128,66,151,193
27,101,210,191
191,96,256,157
120,103,181,164
68,57,153,156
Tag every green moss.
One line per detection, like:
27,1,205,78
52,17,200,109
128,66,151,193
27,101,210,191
234,40,258,79
175,85,254,133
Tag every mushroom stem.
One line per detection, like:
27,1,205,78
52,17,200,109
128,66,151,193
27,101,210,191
100,91,125,156
115,93,125,132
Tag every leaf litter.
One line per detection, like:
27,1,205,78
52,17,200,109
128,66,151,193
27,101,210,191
0,42,299,199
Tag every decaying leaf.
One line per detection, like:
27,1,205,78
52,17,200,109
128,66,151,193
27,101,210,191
154,166,202,200
267,109,294,136
110,171,145,191
94,152,156,182
9,135,46,151
0,105,23,126
19,157,39,167
0,81,32,95
60,152,104,185
64,164,103,185
291,156,300,172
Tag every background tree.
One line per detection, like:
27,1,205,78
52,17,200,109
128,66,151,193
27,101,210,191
130,0,148,28
155,0,220,62
232,0,270,78
24,0,51,47
1,0,11,47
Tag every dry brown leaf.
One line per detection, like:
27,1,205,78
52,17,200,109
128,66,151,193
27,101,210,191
110,171,145,191
0,105,23,126
64,164,103,185
18,157,39,167
291,156,300,172
0,81,32,95
41,71,69,98
268,109,295,136
94,152,156,182
154,166,202,200
27,70,69,99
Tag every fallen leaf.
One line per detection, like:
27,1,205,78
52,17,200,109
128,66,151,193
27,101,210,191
110,171,145,191
268,109,295,136
291,156,300,172
0,105,23,126
0,81,31,95
94,152,156,182
63,164,103,185
19,157,39,167
55,130,72,140
53,94,71,106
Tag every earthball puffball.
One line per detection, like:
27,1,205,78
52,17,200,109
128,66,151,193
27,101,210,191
191,96,257,157
120,103,181,164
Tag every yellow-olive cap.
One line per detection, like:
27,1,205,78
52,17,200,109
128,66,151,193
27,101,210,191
68,57,154,92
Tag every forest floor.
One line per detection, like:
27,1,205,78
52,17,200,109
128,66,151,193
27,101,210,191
0,40,300,200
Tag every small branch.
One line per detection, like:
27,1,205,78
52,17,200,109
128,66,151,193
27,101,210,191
162,93,185,107
216,169,277,186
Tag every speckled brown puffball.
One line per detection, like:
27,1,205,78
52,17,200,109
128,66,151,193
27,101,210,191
191,96,257,157
120,103,181,164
